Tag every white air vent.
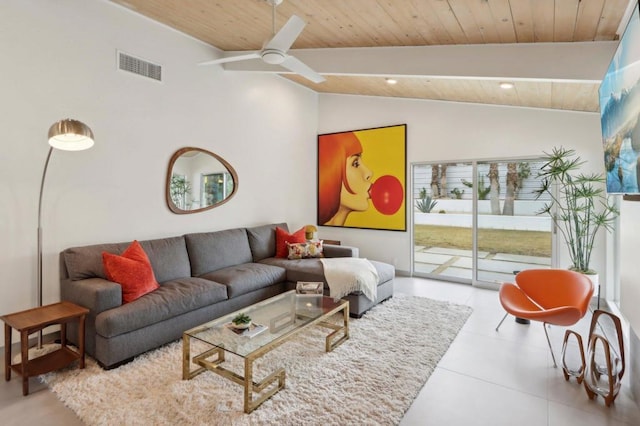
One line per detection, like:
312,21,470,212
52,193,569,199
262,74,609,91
118,51,162,81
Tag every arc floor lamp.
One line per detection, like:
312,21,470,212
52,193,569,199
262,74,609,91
35,119,94,353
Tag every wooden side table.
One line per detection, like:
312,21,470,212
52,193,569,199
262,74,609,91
2,301,89,396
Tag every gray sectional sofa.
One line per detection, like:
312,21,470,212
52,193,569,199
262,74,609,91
60,223,394,368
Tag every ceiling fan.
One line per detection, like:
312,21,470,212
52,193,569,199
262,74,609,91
199,0,325,84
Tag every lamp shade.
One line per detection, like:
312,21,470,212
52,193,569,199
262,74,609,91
305,224,318,240
48,119,94,151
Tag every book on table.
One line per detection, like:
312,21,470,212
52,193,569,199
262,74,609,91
224,322,267,338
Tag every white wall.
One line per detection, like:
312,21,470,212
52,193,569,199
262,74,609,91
0,0,318,319
614,201,640,405
318,94,606,275
620,201,640,333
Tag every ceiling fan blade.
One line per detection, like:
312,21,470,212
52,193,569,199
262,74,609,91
281,55,325,84
265,15,306,52
198,52,260,66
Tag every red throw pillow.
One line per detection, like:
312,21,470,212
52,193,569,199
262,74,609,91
102,240,159,303
275,226,306,258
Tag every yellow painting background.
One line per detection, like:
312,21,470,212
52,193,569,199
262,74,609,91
343,124,406,230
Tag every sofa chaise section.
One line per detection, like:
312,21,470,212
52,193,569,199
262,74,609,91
246,224,395,317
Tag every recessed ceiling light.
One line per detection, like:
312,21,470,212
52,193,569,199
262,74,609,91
499,82,514,89
386,78,398,85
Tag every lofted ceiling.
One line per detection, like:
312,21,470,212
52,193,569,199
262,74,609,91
110,0,632,112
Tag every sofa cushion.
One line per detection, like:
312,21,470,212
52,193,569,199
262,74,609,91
95,277,228,338
200,263,286,298
246,222,288,262
185,228,253,276
139,237,191,283
65,242,129,281
260,258,395,290
63,236,190,283
102,240,159,303
260,257,327,283
369,260,395,284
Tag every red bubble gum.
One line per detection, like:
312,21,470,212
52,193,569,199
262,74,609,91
369,175,403,215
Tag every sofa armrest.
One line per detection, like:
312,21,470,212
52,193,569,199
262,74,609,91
61,277,122,315
324,244,359,258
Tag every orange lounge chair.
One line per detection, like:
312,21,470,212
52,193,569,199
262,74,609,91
495,269,594,367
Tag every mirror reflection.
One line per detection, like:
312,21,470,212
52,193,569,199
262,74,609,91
166,147,238,214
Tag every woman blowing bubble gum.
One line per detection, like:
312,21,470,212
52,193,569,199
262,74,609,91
318,131,403,226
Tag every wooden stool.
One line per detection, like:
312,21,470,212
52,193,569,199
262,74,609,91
2,301,89,396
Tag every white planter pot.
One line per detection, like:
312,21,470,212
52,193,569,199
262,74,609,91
584,273,599,288
582,272,600,303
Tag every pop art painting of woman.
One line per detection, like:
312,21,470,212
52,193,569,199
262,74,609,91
317,124,406,231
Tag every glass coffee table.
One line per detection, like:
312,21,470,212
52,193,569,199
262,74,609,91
182,290,349,413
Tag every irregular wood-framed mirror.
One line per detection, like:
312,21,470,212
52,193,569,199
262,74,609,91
166,147,238,214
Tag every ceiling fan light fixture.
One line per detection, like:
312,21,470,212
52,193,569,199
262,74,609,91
262,49,286,65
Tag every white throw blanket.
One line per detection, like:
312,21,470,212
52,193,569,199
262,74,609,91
320,258,379,302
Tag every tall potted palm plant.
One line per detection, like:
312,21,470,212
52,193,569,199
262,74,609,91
534,147,618,277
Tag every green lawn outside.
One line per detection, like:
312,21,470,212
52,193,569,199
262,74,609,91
414,225,552,257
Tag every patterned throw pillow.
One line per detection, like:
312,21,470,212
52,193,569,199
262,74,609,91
286,241,324,260
275,226,306,258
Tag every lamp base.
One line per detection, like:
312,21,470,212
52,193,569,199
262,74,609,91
11,343,61,365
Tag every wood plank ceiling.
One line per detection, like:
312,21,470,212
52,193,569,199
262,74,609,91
110,0,630,112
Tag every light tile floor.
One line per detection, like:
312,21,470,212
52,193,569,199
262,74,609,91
397,277,640,426
1,277,639,425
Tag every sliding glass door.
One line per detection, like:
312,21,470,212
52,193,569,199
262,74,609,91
475,160,553,284
413,162,473,282
412,159,554,286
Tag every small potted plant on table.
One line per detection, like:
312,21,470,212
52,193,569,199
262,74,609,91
231,313,252,329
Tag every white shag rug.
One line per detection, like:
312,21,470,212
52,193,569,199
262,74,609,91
42,294,472,425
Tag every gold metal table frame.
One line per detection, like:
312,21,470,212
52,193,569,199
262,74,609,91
182,291,349,413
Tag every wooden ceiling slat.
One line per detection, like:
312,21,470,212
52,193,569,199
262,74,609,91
375,1,430,45
488,0,518,43
373,0,427,45
572,83,601,112
574,0,606,41
531,0,555,42
554,0,580,42
596,0,631,41
289,1,364,48
508,0,535,43
551,82,569,110
422,78,448,101
462,0,502,44
426,0,470,44
408,0,457,45
515,82,550,109
338,1,407,46
447,0,487,43
478,80,502,105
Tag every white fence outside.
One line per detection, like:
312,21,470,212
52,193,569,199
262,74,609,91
414,200,552,232
417,199,548,215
